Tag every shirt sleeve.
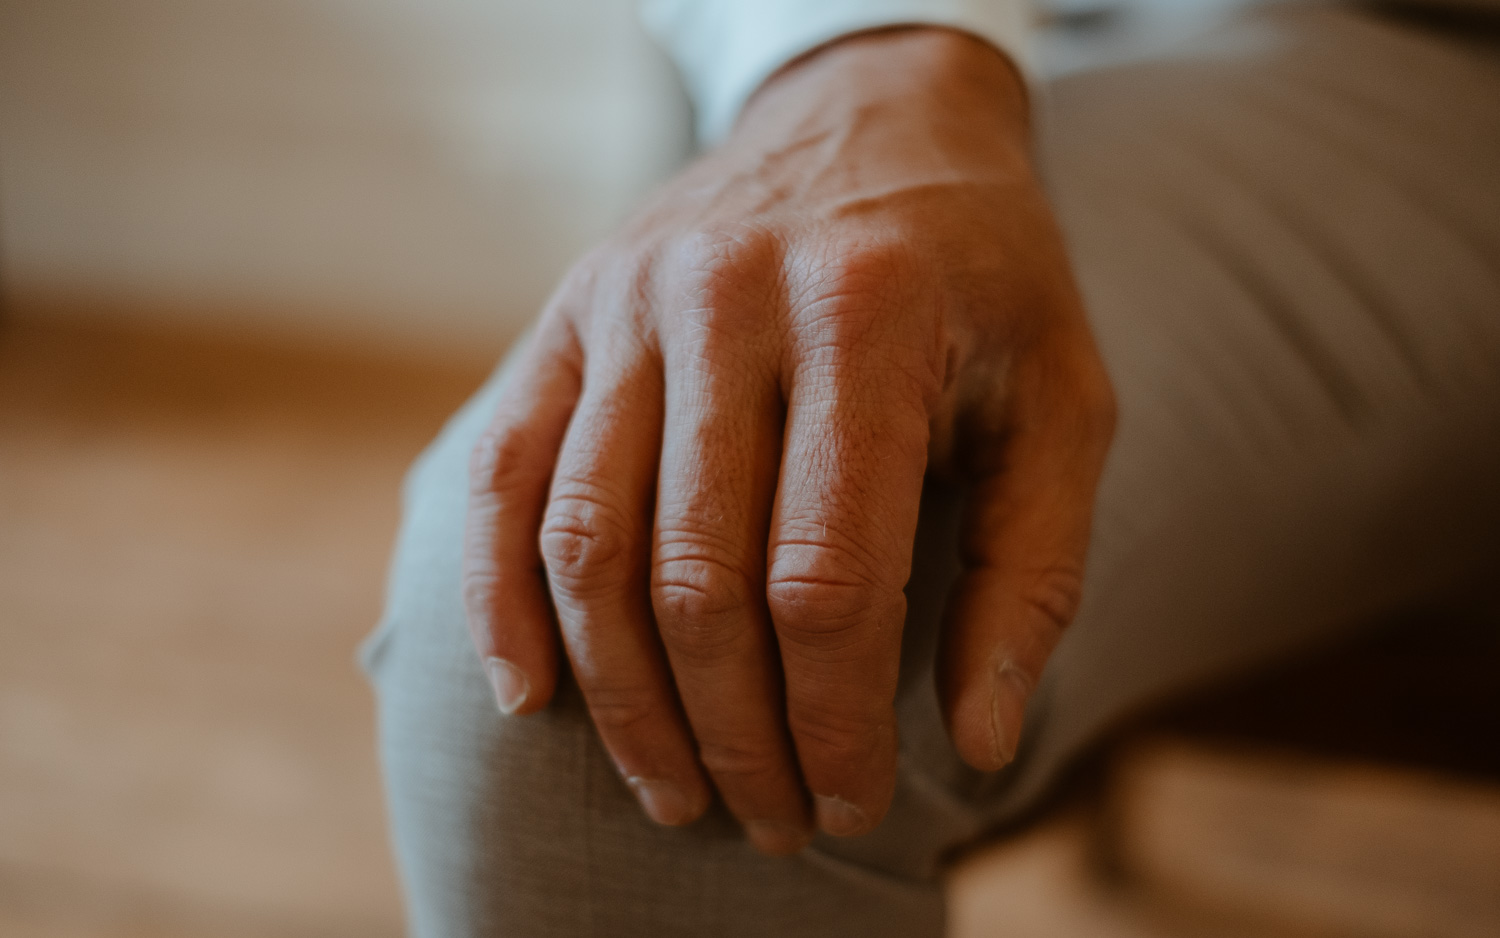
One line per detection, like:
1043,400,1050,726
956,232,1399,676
640,0,1033,144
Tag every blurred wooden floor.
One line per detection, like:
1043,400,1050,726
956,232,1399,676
0,314,1170,938
0,316,491,937
3,314,1495,938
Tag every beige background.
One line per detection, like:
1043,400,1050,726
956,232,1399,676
0,0,691,353
0,0,1266,354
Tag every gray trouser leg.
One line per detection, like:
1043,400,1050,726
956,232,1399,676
363,7,1500,936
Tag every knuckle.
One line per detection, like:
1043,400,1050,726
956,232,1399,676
765,536,903,646
695,737,785,784
821,240,918,296
654,549,750,621
680,226,780,283
796,241,920,324
673,228,782,337
653,560,745,621
786,703,883,765
587,691,658,737
469,424,536,496
766,574,877,637
654,612,745,663
539,490,634,592
460,566,498,617
790,242,945,401
1019,563,1086,642
766,579,904,656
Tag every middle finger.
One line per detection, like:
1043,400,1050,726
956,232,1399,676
652,291,812,855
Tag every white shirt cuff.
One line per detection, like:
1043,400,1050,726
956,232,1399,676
641,0,1033,144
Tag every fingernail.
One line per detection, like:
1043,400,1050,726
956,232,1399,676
814,794,869,837
485,656,529,715
626,777,695,826
990,660,1034,767
745,820,811,856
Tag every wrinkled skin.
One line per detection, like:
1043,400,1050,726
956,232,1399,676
462,27,1115,857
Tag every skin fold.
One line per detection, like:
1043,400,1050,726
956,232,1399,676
461,26,1116,857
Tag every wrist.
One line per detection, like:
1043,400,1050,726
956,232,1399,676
731,26,1031,153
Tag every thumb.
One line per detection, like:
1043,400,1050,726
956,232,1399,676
938,340,1115,772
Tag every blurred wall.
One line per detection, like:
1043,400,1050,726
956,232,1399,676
1039,0,1269,75
0,0,692,354
0,0,1272,356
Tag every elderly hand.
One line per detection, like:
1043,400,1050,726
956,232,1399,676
461,27,1114,856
